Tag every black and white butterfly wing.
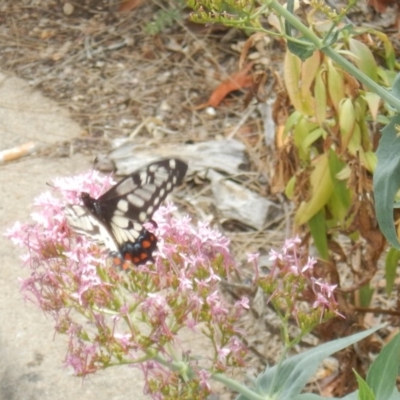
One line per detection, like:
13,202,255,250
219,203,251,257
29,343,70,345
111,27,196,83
64,158,188,264
64,203,120,252
81,158,187,246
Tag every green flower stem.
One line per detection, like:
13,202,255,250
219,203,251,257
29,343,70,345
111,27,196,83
212,373,266,400
264,0,400,112
323,46,400,109
115,349,267,399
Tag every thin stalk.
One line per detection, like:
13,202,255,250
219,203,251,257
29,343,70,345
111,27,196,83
212,373,266,400
265,0,400,111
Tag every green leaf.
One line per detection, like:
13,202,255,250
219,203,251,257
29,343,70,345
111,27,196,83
284,111,303,137
288,38,316,61
237,325,384,400
293,118,319,160
285,175,296,199
355,371,376,400
321,24,353,48
385,247,400,295
363,92,381,122
383,37,395,71
315,67,327,124
285,0,294,37
359,283,374,308
392,73,400,101
366,332,400,399
328,150,351,215
374,30,396,71
339,98,356,151
303,127,327,150
295,153,334,225
309,210,329,260
328,60,345,112
284,52,314,115
294,395,340,400
373,115,400,249
342,394,359,400
284,0,315,61
360,151,377,173
349,39,378,83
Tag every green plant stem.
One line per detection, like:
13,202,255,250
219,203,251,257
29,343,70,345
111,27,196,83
212,373,266,400
117,348,267,399
264,0,400,112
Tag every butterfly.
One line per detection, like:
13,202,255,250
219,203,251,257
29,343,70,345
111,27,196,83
64,158,188,269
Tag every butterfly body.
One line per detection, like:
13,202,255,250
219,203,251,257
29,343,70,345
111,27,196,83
65,158,188,267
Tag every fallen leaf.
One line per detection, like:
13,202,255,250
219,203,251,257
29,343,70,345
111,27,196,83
119,0,144,12
206,63,254,108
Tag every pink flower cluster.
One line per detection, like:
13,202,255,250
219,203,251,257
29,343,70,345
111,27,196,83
6,172,249,398
254,236,342,329
6,171,343,398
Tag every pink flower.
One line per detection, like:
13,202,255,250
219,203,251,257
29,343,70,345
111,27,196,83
198,369,211,390
268,248,282,262
301,256,316,273
6,170,249,396
234,296,250,310
282,235,301,253
217,346,230,363
247,252,259,263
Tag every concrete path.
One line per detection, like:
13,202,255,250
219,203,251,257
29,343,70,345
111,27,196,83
0,72,149,400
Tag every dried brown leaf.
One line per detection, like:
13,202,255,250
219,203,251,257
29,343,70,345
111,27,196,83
207,63,254,108
119,0,145,12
